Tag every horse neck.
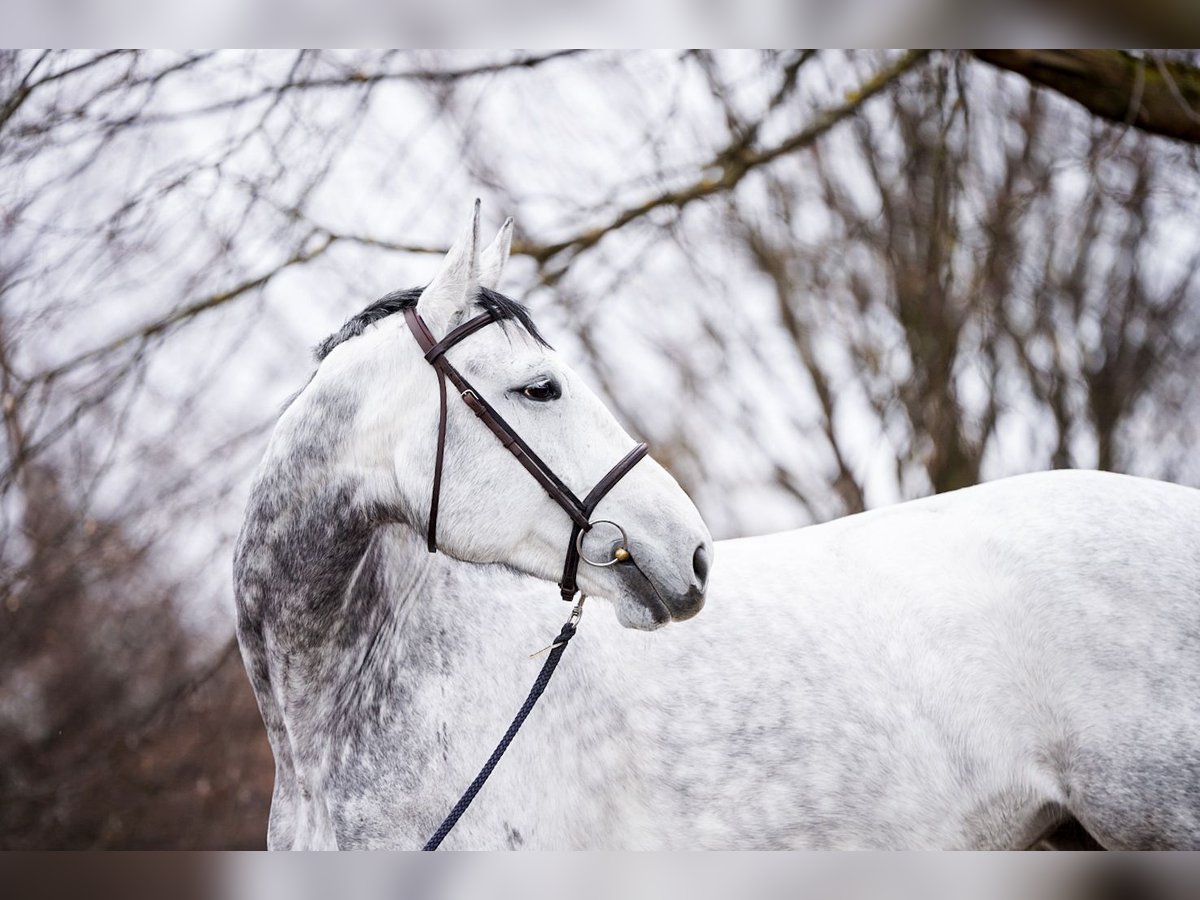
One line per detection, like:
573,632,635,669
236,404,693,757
234,339,413,654
234,325,537,679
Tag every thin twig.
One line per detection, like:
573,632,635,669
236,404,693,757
34,233,338,385
529,51,931,276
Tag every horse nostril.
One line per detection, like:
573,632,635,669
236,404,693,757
692,543,710,590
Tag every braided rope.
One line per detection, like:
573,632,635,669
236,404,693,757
422,615,579,850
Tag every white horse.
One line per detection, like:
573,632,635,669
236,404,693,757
234,205,1200,850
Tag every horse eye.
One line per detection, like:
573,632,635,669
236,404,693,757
517,378,561,402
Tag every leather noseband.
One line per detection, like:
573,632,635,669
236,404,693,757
402,305,648,602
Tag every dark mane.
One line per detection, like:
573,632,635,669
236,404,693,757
313,286,548,362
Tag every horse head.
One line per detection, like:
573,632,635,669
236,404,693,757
317,202,712,629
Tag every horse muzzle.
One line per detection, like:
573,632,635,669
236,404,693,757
607,536,710,625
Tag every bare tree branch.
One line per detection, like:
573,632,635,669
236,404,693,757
530,50,931,274
33,232,337,385
974,50,1200,145
119,50,588,127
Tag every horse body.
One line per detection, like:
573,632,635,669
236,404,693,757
238,456,1200,849
233,204,1199,850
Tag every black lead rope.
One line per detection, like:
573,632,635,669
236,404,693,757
422,601,583,851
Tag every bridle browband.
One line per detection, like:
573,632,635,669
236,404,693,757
402,302,650,850
402,304,648,602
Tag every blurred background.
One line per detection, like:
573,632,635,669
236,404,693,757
2,49,1199,849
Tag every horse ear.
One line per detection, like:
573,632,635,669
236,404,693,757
479,217,514,290
417,199,482,334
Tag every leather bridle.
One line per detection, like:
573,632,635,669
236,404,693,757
402,301,651,850
402,304,648,603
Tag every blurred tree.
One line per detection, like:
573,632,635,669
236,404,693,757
717,55,1200,515
1,49,1198,848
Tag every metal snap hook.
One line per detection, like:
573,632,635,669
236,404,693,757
576,519,631,567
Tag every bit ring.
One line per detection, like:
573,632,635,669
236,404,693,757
576,519,630,567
